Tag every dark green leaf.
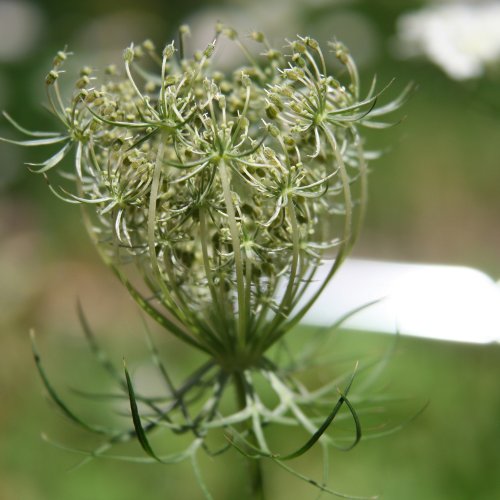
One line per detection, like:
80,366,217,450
123,360,163,462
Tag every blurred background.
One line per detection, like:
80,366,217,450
1,0,499,499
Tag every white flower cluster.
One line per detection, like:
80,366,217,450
395,2,500,80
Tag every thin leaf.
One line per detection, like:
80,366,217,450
360,117,405,129
273,459,378,500
77,300,125,388
0,135,68,146
111,266,209,354
334,394,361,451
191,450,215,500
226,429,376,499
165,156,214,169
30,330,111,435
69,388,165,402
295,298,383,368
42,433,196,464
225,430,268,459
46,179,81,204
368,83,415,117
75,140,83,179
2,111,61,137
227,365,360,461
58,187,112,204
126,127,159,151
278,365,359,460
327,98,377,124
87,105,151,129
358,400,429,441
142,322,176,394
27,142,71,173
123,360,163,462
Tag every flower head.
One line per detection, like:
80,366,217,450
17,30,406,363
3,26,409,497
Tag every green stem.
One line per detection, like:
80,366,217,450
256,197,301,351
219,159,247,346
233,373,265,500
273,125,354,338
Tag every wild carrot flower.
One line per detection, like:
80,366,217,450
2,25,410,498
395,2,500,80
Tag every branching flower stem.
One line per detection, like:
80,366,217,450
274,124,355,340
218,158,248,347
3,26,411,499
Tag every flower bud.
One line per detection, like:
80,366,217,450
266,104,279,120
142,39,155,52
144,81,156,93
53,50,68,67
251,31,265,43
329,41,349,64
292,54,306,68
306,37,319,49
203,42,216,58
215,22,224,35
45,70,59,85
105,64,117,75
285,68,304,81
133,46,144,59
179,24,190,36
76,76,90,89
265,49,280,60
164,75,177,87
240,72,250,87
292,41,306,54
223,27,238,40
80,66,93,77
267,123,280,137
217,94,226,110
123,46,135,63
163,43,175,59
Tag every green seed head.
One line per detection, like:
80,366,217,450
8,28,409,364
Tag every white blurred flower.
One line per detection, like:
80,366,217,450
395,2,500,79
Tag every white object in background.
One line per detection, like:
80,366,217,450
302,259,500,344
394,2,500,80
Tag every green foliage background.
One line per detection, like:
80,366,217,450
1,0,499,499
